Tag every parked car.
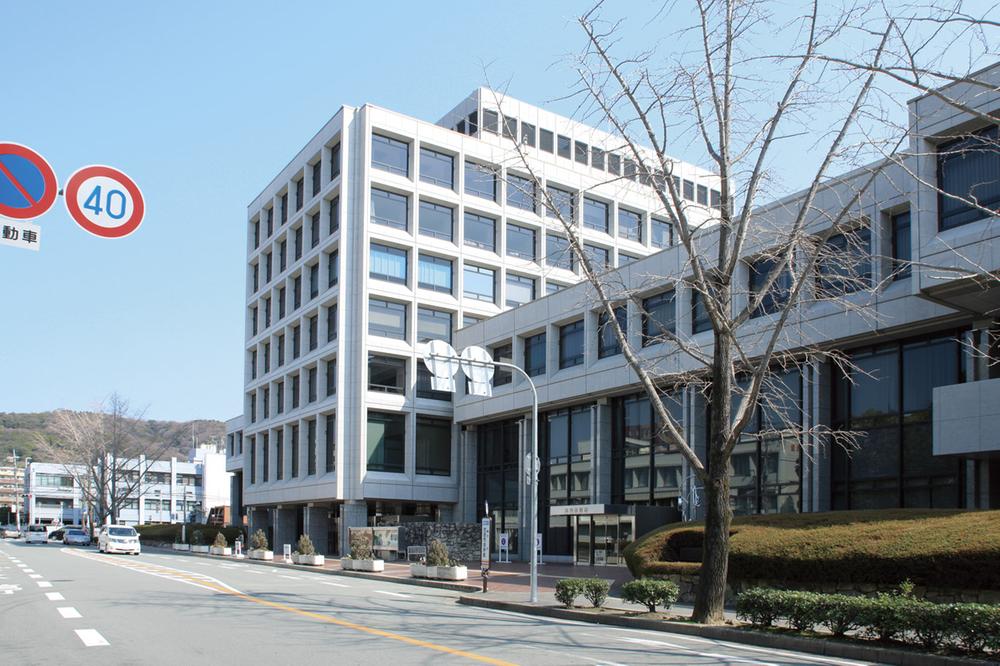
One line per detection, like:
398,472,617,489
98,525,140,555
24,524,48,544
64,529,91,547
0,525,20,539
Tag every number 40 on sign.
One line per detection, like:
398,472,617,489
64,165,145,239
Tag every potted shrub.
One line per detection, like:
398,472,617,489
248,528,273,561
172,531,190,551
293,534,324,566
425,539,448,579
438,558,468,582
409,555,427,578
348,530,383,572
210,531,231,556
191,529,211,554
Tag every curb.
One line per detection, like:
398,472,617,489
457,595,992,666
147,545,480,594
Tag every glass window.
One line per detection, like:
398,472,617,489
330,143,341,180
295,179,304,211
559,320,585,369
327,249,339,287
368,355,406,394
465,161,497,201
546,186,575,222
370,188,408,230
253,219,259,248
463,314,483,327
492,343,512,386
416,417,451,476
467,111,478,135
368,298,406,340
619,253,639,266
279,195,286,224
697,184,708,205
520,122,536,147
618,208,642,242
711,189,721,208
540,129,554,153
691,291,711,333
506,173,536,211
502,115,517,140
327,304,337,342
308,366,317,400
891,210,911,279
463,264,495,302
464,212,496,251
418,254,453,293
417,365,452,401
816,227,871,297
310,212,320,249
546,282,565,294
557,135,571,159
506,273,535,307
937,125,1000,230
584,243,610,270
369,242,407,284
328,196,339,233
292,325,301,358
642,291,675,346
325,414,336,472
419,147,454,189
312,160,321,197
749,256,792,317
575,141,589,165
482,109,499,133
419,200,453,241
591,147,605,170
607,153,621,175
583,198,609,232
683,179,695,200
524,332,546,376
371,133,409,177
309,264,319,299
367,412,405,473
417,307,452,343
506,223,536,260
598,306,627,358
651,217,673,248
545,234,574,270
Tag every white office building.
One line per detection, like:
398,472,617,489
228,89,720,555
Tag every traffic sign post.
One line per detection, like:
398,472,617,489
480,516,491,592
0,143,57,220
64,165,145,238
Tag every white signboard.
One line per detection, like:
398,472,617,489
498,532,510,563
283,544,292,563
480,517,491,569
594,549,607,566
0,220,40,251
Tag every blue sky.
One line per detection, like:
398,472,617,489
0,2,609,421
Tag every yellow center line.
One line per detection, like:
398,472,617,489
66,550,516,665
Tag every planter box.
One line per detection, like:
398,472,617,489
249,549,274,561
437,565,468,581
410,563,427,578
425,565,438,579
172,543,191,551
294,554,325,566
340,557,353,570
192,545,211,554
355,559,384,572
210,546,232,556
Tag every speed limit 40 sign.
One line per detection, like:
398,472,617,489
64,165,145,238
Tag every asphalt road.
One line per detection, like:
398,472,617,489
0,540,880,666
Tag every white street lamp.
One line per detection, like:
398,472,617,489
423,340,541,604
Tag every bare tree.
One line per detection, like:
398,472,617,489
34,393,173,534
495,1,998,623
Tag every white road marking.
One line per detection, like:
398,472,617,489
23,568,34,572
279,575,300,580
0,584,21,595
615,637,779,666
16,564,26,568
57,607,82,619
521,645,627,666
45,592,65,601
74,629,109,647
375,590,411,599
37,581,52,588
28,574,42,579
320,581,349,588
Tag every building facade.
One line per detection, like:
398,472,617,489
230,88,720,555
25,444,230,527
0,463,26,524
452,66,1000,564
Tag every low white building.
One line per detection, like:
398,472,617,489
25,444,231,527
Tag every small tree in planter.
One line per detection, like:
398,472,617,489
191,529,211,553
249,528,273,561
294,534,324,566
346,529,383,572
210,531,231,556
425,539,466,581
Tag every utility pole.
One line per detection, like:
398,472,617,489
10,449,21,533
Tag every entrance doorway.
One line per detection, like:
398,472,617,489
572,515,634,565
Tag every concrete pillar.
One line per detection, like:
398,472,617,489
273,506,297,553
455,426,478,524
593,402,612,505
304,506,330,555
339,501,368,556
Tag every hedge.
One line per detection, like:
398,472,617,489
555,578,611,608
623,509,1000,590
736,587,1000,654
135,523,244,546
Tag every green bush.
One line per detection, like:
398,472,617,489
349,529,373,560
819,594,864,637
779,591,824,632
736,588,781,627
621,578,680,613
625,509,1000,590
426,539,449,567
554,578,586,608
191,530,204,546
947,603,1000,653
250,528,268,551
582,578,610,608
135,523,243,547
212,532,227,549
296,534,315,556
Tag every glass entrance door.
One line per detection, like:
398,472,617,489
574,517,591,565
592,515,618,565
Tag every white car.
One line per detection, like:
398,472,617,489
98,525,140,555
24,524,48,544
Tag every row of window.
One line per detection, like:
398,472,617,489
249,254,338,340
251,199,340,295
248,357,336,424
248,414,336,484
450,111,722,209
249,302,338,378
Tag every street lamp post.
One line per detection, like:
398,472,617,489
423,342,541,604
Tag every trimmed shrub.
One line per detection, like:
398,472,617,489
212,532,228,548
582,578,610,608
819,594,864,637
780,591,824,632
349,529,373,560
296,534,315,556
947,603,1000,653
554,578,586,608
426,539,449,567
191,529,204,546
621,578,680,613
250,528,268,551
736,588,781,627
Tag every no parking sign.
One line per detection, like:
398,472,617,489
64,165,145,238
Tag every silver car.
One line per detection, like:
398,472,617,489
64,529,91,546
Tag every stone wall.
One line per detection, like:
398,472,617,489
398,523,481,562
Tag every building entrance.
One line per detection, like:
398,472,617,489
552,503,677,566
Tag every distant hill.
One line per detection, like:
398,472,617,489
0,412,226,464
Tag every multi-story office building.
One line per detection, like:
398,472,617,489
230,89,720,554
25,444,230,527
453,65,1000,564
0,463,25,523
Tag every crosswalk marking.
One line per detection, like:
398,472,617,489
45,592,65,601
37,581,52,588
75,629,109,647
58,607,82,619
